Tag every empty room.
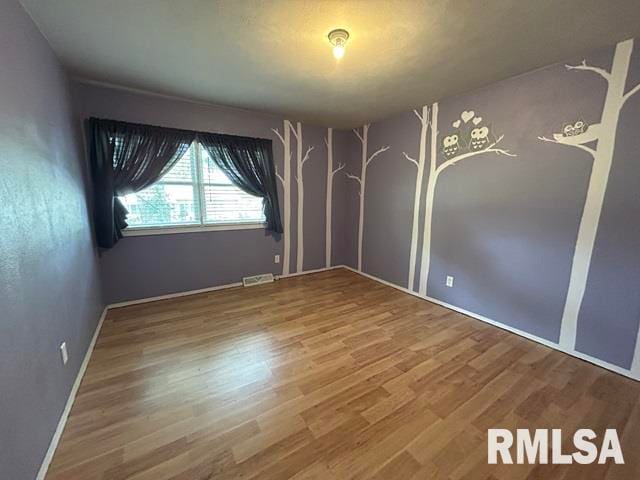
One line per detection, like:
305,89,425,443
3,0,640,478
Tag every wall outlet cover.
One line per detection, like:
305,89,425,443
274,255,280,264
446,275,454,287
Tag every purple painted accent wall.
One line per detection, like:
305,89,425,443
0,1,104,478
72,83,349,304
344,41,640,371
575,45,640,367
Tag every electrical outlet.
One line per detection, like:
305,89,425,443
60,342,68,365
446,275,454,288
274,254,280,264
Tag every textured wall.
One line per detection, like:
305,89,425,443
344,40,640,375
0,1,104,478
72,83,349,303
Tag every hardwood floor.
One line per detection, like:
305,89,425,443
46,269,640,479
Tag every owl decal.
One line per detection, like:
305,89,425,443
562,119,588,137
469,126,490,151
442,110,498,159
442,134,463,158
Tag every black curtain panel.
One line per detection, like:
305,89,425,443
89,118,195,248
199,133,283,234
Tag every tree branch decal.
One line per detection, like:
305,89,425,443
538,135,596,159
275,168,285,185
353,127,365,145
538,38,636,352
332,163,346,176
402,152,419,168
436,134,516,175
301,145,314,166
346,173,362,189
289,122,299,141
413,108,424,124
366,146,390,166
271,127,286,147
623,82,640,105
565,59,611,82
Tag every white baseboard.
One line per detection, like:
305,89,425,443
108,266,343,309
36,305,108,480
342,266,639,382
275,265,342,280
108,282,243,308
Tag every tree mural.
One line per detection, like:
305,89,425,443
272,120,293,276
273,121,314,274
402,105,430,290
417,108,516,296
292,122,314,273
325,127,345,268
538,38,640,350
347,124,390,271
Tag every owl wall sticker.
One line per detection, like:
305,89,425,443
562,118,589,137
469,125,491,151
442,110,497,158
442,133,464,158
552,119,600,145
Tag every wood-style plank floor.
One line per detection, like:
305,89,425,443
46,269,640,480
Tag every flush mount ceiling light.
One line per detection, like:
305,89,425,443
328,29,349,60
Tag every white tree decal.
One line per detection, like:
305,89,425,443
403,105,430,290
347,124,390,271
538,39,640,350
272,120,292,276
292,122,314,273
417,107,516,296
325,127,345,268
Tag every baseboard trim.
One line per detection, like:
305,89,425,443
108,282,243,308
275,265,343,280
108,266,344,309
342,266,639,381
36,305,108,480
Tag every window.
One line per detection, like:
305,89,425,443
120,142,265,230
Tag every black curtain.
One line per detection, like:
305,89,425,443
198,132,283,234
89,118,195,248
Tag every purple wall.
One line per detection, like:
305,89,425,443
344,40,640,373
3,9,639,479
72,83,349,304
0,1,104,478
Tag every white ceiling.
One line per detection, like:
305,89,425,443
20,0,640,128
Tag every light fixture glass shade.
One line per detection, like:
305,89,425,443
328,29,349,60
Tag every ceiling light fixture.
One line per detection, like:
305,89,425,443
328,29,349,60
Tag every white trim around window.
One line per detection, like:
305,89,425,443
122,222,266,237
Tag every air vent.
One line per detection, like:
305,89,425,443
242,273,274,287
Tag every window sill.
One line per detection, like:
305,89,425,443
122,223,266,237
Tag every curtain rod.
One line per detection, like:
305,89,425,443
88,117,273,143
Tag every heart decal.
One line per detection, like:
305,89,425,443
472,116,482,125
461,110,475,123
452,120,461,128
